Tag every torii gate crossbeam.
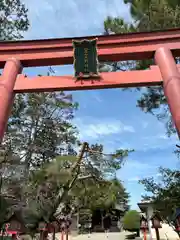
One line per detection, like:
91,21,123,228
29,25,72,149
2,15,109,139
1,28,180,142
1,28,180,67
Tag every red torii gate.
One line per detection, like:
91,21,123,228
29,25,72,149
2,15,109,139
1,28,180,143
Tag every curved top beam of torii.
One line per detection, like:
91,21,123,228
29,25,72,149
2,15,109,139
0,28,180,68
1,28,180,141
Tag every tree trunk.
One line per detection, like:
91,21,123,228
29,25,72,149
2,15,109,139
101,210,104,230
52,227,55,240
155,228,160,240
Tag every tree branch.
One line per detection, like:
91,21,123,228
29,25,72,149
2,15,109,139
52,142,88,218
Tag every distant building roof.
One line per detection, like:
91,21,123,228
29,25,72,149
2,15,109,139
137,201,154,212
141,200,152,204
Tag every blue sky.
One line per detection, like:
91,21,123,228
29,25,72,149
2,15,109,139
22,0,179,209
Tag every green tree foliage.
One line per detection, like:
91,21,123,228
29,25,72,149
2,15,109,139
0,88,79,226
103,0,180,136
4,90,78,170
167,0,180,8
85,144,134,178
0,0,132,230
0,73,132,231
0,148,27,228
124,0,180,30
0,85,133,230
123,210,140,230
73,176,129,211
69,144,131,213
139,167,180,220
0,0,29,40
104,17,135,35
124,0,180,19
104,2,180,217
5,143,131,231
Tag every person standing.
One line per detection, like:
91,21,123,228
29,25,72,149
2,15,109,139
103,213,111,238
117,218,122,231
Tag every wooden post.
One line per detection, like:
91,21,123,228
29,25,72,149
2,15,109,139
143,229,146,240
155,47,180,138
0,58,22,143
52,226,55,240
40,231,44,240
61,231,64,240
65,229,68,240
155,228,160,240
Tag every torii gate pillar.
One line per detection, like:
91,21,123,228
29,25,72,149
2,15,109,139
0,58,22,143
155,47,180,138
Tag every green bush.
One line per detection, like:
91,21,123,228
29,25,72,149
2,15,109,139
123,210,140,231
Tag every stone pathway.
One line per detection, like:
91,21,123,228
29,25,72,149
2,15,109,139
152,223,179,240
72,232,129,240
56,231,131,240
55,225,179,240
140,223,179,240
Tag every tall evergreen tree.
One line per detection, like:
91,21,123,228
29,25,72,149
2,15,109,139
139,167,180,220
0,0,29,40
103,0,180,136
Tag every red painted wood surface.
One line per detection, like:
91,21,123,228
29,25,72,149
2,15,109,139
155,47,180,137
1,29,180,141
8,64,180,93
0,58,22,143
1,28,180,67
12,68,161,92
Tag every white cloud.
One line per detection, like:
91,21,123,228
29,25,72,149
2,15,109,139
118,159,159,183
23,0,132,39
74,117,135,140
142,121,148,129
128,176,140,182
125,160,155,170
127,173,161,183
119,129,178,153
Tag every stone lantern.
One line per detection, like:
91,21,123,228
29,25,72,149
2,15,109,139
38,221,47,231
151,212,162,240
140,216,148,230
151,212,162,229
138,201,154,240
